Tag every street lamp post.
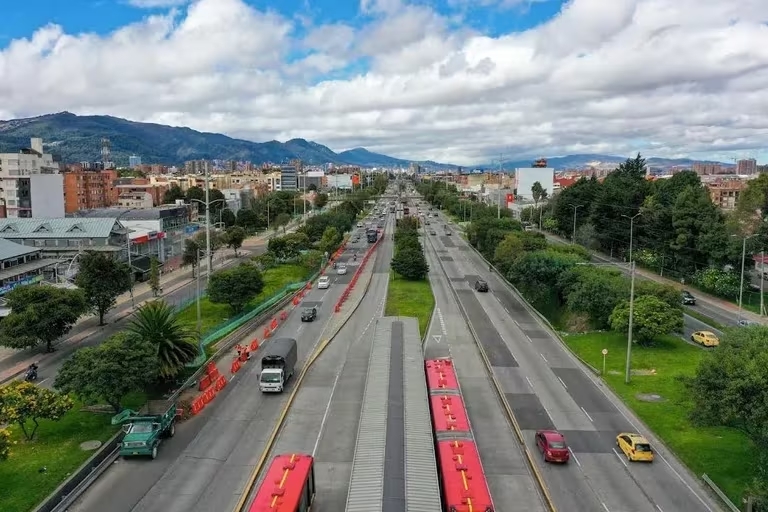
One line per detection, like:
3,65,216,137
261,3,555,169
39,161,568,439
116,208,137,308
195,248,204,357
570,204,583,244
189,196,226,285
621,212,641,385
736,234,758,321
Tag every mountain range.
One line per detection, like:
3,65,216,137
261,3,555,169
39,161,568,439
0,112,731,171
0,112,451,168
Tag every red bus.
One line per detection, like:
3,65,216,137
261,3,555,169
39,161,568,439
425,358,459,393
436,440,494,512
248,453,316,512
430,394,471,435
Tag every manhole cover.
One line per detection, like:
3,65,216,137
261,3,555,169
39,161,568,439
636,393,666,402
80,440,102,451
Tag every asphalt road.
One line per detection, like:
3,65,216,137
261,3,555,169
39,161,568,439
422,230,548,512
263,217,395,512
69,234,377,512
427,215,721,512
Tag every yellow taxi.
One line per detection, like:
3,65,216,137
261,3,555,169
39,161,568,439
616,433,654,462
691,331,720,347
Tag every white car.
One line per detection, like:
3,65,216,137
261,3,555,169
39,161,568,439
337,265,347,275
317,276,331,289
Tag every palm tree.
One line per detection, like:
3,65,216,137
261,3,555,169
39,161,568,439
128,300,199,379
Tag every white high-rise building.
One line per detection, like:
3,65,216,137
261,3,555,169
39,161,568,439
0,138,65,218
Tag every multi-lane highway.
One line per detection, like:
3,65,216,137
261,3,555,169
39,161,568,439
423,212,722,512
244,212,396,511
69,230,379,512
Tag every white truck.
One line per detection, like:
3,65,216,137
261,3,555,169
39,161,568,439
259,337,298,393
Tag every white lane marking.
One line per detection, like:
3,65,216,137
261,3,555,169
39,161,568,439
557,377,568,389
656,506,664,512
601,502,610,512
38,378,49,386
525,376,534,388
312,298,382,457
612,447,628,468
539,353,548,364
437,308,447,335
568,448,581,467
581,407,593,422
525,334,532,343
657,452,713,512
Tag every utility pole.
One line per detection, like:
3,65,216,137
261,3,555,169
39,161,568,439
760,250,765,316
204,166,212,285
497,154,502,219
622,212,642,263
570,204,583,244
625,260,636,384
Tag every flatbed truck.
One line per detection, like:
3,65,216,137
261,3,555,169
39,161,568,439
115,400,177,460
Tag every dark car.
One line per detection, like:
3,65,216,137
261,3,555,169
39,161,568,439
301,307,317,322
682,291,696,305
535,430,570,463
475,279,489,292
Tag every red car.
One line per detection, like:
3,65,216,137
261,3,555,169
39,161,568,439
535,430,570,463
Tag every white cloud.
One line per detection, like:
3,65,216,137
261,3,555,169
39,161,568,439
2,0,768,165
127,0,189,8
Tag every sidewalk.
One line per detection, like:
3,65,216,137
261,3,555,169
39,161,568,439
544,231,766,324
0,228,283,383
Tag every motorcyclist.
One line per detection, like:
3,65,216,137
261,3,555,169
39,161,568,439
332,261,337,269
25,362,39,381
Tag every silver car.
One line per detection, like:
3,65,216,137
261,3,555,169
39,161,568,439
337,265,347,275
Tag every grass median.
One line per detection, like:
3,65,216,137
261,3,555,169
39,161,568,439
176,263,309,335
0,393,145,512
564,331,754,504
385,272,435,338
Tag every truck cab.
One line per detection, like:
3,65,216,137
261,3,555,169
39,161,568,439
116,400,177,460
259,337,298,393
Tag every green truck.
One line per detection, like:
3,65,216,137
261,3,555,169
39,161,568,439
113,400,178,460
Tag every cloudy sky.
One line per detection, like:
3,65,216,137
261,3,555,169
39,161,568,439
0,0,767,165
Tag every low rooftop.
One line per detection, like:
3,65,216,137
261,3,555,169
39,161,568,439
0,218,125,239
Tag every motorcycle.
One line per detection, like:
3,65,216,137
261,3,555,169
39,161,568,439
25,367,38,382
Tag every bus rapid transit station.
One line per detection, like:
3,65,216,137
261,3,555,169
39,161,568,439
345,317,442,512
244,329,496,512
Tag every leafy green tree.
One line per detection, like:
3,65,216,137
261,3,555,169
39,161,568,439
314,192,329,209
531,181,548,207
319,226,342,255
670,185,730,272
224,226,247,257
609,295,683,346
0,381,73,440
128,300,198,379
686,325,768,501
0,286,88,352
55,333,158,413
551,176,600,236
558,266,627,329
275,212,291,233
75,251,132,325
220,208,237,228
185,186,205,212
163,184,184,204
508,249,584,303
392,244,429,280
267,236,289,259
208,263,265,314
236,208,259,232
590,155,649,255
149,256,161,297
183,238,201,277
493,231,547,276
692,267,741,299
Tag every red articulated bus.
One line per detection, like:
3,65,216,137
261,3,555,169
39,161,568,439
426,359,495,512
436,439,494,512
248,453,316,512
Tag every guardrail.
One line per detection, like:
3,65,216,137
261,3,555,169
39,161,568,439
702,474,741,512
34,282,310,512
335,235,382,312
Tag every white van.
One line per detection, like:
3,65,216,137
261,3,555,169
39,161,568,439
317,276,331,289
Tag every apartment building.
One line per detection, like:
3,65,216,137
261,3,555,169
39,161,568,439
0,138,65,218
63,169,119,213
706,178,748,210
115,178,168,208
0,238,58,296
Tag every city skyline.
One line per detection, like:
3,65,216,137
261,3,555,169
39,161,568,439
1,0,768,165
